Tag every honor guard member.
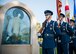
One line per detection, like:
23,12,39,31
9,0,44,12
38,10,61,54
57,17,63,54
69,19,76,54
57,13,74,54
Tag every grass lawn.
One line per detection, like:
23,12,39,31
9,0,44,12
40,47,42,54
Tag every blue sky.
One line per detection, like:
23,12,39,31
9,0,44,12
0,0,74,24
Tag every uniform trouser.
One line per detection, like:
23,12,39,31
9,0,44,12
57,42,69,54
57,42,63,54
69,43,76,54
42,47,54,54
62,43,69,54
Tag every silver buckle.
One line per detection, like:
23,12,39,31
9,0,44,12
47,34,49,36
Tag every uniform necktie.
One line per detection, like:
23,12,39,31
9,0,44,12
46,22,49,27
59,22,61,26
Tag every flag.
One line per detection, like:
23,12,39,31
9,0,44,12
65,0,70,23
74,0,76,22
56,0,62,20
